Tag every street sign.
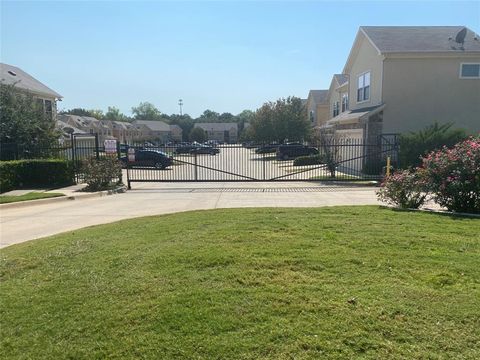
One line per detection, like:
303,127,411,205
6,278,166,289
128,147,135,162
104,139,117,154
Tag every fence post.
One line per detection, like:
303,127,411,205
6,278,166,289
95,133,100,160
71,133,77,183
262,150,266,181
194,152,198,181
126,163,131,190
116,141,123,184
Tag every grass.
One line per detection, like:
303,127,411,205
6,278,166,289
1,206,479,359
0,191,64,204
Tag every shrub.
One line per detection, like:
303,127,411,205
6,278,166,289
0,159,74,193
82,156,122,191
293,154,327,166
376,169,427,209
399,122,467,168
421,137,480,213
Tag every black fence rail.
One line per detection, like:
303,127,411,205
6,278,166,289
1,134,121,183
124,136,399,187
1,134,399,187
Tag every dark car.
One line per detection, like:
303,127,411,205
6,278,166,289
121,149,173,169
276,144,318,160
255,144,279,154
174,143,197,154
190,144,220,155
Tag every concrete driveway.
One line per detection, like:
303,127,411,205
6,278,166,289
0,182,381,248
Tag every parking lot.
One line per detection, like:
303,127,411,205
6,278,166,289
126,145,343,184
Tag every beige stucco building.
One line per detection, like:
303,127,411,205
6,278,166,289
1,63,63,120
321,26,480,141
306,90,329,127
194,123,238,143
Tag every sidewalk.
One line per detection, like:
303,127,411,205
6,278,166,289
1,182,381,248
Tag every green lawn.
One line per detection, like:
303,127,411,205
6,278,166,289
0,191,64,204
1,207,479,359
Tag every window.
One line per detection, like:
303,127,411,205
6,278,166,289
357,71,370,102
333,102,339,117
44,100,52,116
341,93,349,112
460,63,480,78
309,110,315,123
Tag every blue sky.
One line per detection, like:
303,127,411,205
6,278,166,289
1,0,479,117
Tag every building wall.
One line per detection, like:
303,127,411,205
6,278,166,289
316,104,330,126
382,55,480,134
348,36,383,111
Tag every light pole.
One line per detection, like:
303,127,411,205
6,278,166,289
178,99,183,116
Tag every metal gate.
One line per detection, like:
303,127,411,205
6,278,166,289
125,135,399,188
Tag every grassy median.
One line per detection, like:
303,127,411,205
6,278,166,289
1,206,479,359
0,191,64,204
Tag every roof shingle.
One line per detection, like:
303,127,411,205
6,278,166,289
361,26,480,53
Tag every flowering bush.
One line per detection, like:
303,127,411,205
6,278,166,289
82,156,122,191
421,137,480,213
376,169,427,209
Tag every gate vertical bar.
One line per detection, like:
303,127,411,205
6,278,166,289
117,140,122,184
95,133,100,160
71,133,77,183
194,152,198,181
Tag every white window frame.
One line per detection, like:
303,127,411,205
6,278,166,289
341,93,349,112
356,70,371,103
459,63,480,79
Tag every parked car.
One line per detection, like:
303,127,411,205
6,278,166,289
276,144,318,160
121,149,173,169
174,143,197,154
255,144,279,154
190,144,220,155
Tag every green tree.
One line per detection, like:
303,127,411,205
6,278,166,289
250,102,276,143
131,102,162,120
197,110,220,122
60,108,104,119
168,114,194,141
189,127,207,143
104,106,129,122
399,122,468,168
250,97,310,143
0,83,59,159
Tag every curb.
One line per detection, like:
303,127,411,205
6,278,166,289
0,186,127,210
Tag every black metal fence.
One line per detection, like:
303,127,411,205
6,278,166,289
1,134,121,183
125,135,399,187
1,134,399,187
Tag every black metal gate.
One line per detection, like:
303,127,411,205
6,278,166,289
125,135,399,188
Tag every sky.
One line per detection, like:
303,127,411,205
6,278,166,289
1,0,479,117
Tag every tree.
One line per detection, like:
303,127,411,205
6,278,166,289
250,102,276,143
399,122,467,168
0,83,59,159
168,114,194,141
104,106,129,122
197,109,219,122
189,127,207,143
60,108,104,119
250,97,310,143
131,102,162,120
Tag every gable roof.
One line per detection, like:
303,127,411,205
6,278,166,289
0,63,62,99
308,90,329,104
361,26,480,53
133,120,171,132
333,74,348,87
194,123,238,131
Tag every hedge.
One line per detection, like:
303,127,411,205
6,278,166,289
293,154,327,166
0,159,75,193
